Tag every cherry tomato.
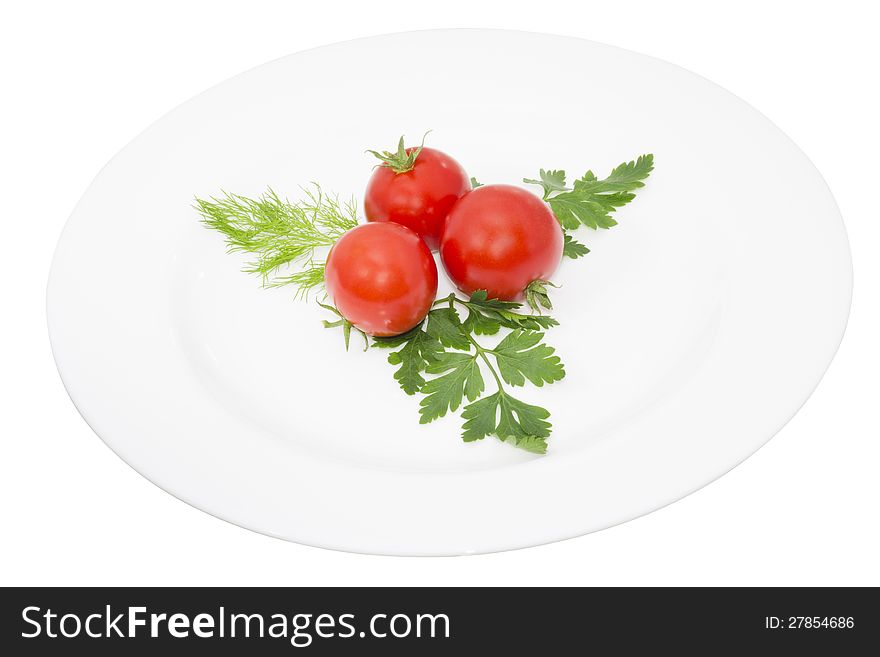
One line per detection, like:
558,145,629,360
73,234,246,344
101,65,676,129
364,146,471,250
440,184,563,300
324,222,438,336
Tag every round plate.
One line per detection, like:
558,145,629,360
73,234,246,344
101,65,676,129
48,30,852,555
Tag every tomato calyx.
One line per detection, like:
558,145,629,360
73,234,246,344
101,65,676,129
317,301,369,351
366,132,430,174
524,279,560,314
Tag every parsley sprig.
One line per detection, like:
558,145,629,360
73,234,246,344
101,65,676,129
372,291,564,454
524,154,654,259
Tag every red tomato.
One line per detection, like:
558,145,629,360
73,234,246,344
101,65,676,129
324,223,438,336
364,146,471,250
440,184,563,300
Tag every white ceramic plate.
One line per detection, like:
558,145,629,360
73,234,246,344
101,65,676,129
48,30,852,555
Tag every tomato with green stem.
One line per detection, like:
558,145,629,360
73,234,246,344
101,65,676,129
324,222,438,337
439,184,563,306
364,135,471,250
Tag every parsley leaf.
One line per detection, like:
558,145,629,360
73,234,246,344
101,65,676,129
547,191,622,230
512,435,551,455
577,154,654,193
419,352,485,423
522,169,568,199
373,325,443,395
459,394,498,442
524,154,653,231
562,234,590,259
465,290,558,331
463,308,502,336
490,330,565,387
425,306,470,350
461,391,551,454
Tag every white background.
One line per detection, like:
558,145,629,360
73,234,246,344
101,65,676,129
2,0,878,586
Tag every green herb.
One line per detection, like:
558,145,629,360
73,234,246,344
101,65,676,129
373,291,564,454
522,169,568,198
372,325,444,395
462,392,551,454
562,234,590,259
459,290,558,332
367,132,430,174
195,185,357,297
419,351,485,423
524,154,654,254
491,329,564,387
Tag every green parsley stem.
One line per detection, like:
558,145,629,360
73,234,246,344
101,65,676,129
430,295,505,386
432,293,457,308
464,330,504,391
433,294,477,315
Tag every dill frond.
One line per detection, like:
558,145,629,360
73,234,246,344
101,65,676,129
266,261,327,300
195,184,358,297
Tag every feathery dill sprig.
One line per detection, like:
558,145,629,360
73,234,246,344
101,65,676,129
194,184,357,297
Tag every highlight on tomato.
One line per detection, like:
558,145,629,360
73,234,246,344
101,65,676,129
439,184,564,303
324,222,438,337
364,134,471,251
